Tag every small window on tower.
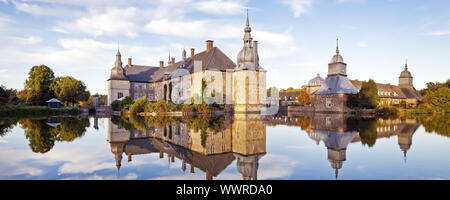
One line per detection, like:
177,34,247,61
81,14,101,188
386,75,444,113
118,92,123,99
326,98,332,108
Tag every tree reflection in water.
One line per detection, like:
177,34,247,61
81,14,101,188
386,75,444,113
19,117,90,153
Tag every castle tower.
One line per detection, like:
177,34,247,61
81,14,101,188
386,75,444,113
313,39,358,113
233,10,267,113
232,113,266,180
107,50,130,105
398,60,413,87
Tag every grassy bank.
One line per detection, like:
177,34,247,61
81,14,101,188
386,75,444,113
0,105,80,118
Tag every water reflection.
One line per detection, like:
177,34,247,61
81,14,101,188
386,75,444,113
0,113,447,179
108,114,266,180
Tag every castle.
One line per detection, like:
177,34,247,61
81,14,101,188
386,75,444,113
306,41,422,112
107,13,266,113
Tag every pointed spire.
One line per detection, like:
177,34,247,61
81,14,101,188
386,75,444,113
405,59,408,70
243,8,252,45
246,8,249,27
182,47,187,60
335,168,339,180
403,150,407,163
336,38,340,55
168,50,171,64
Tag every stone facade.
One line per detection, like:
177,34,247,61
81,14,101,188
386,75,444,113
107,12,266,114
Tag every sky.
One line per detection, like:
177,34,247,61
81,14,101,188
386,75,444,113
0,0,449,94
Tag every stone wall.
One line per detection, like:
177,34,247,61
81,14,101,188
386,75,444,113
312,93,351,113
108,80,130,105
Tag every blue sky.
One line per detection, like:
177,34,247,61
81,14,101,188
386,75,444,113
0,0,449,94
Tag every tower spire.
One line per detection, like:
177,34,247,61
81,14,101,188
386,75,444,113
336,38,340,55
246,8,249,27
405,59,408,70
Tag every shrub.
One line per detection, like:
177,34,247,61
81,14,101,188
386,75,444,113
376,106,398,117
129,97,147,115
111,100,121,111
156,100,168,113
119,96,134,110
182,104,193,113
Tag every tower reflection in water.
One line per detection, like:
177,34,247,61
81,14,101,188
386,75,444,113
107,114,266,180
107,113,420,180
304,114,420,179
265,114,420,180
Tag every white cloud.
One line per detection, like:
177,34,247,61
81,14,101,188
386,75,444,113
12,1,83,17
195,0,246,15
0,69,8,78
258,154,297,179
146,19,242,39
426,30,450,36
54,7,139,38
281,0,314,17
358,41,368,48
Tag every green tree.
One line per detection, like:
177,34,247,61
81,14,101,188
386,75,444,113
119,96,134,110
423,87,450,112
129,97,147,115
358,79,378,109
0,85,19,105
50,76,90,106
358,118,378,147
21,119,55,153
24,65,55,105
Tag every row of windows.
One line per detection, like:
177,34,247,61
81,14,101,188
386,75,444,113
378,91,398,97
133,84,154,90
210,144,227,153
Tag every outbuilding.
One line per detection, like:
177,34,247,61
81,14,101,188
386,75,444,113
46,98,61,109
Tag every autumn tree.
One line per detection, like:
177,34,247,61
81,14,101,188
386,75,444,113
23,65,55,105
50,76,90,106
297,89,311,105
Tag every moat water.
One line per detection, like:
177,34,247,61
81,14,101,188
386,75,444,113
0,113,448,180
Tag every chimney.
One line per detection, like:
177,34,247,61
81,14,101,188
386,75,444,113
190,48,195,57
171,57,175,65
128,58,132,66
160,61,164,69
206,40,214,52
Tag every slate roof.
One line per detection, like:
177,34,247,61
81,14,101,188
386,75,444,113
315,75,359,95
46,98,61,103
350,80,422,99
121,47,237,83
313,130,358,150
124,65,159,82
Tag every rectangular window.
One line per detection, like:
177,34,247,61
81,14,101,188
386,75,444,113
222,144,226,152
210,145,215,153
142,84,146,90
118,92,123,99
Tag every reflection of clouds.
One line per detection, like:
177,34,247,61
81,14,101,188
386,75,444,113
150,173,206,180
30,146,115,175
61,173,138,180
286,145,317,150
125,153,168,167
0,148,47,178
258,154,297,180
